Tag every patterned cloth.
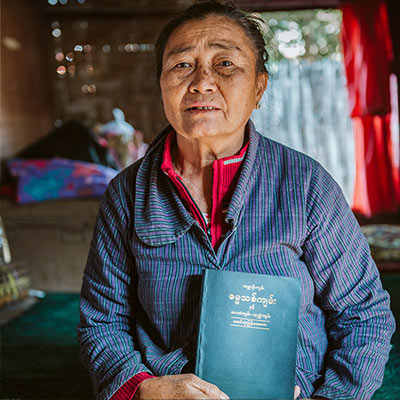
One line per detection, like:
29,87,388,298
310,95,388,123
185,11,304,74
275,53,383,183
78,121,395,400
8,158,118,204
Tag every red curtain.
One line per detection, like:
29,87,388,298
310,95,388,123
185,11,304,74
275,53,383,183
341,0,399,216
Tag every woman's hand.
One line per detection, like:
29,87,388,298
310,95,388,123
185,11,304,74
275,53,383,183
134,374,230,399
136,377,301,400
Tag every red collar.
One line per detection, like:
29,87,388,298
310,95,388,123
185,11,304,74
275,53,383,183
161,131,249,248
161,132,248,179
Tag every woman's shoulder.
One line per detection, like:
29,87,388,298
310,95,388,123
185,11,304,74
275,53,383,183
104,158,144,203
257,132,317,168
254,130,342,196
255,131,326,177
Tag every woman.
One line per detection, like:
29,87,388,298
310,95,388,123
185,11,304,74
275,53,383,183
77,2,395,399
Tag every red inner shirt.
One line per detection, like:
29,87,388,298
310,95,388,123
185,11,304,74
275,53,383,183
161,131,249,249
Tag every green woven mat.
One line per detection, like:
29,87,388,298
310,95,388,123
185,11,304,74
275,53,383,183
1,275,399,399
372,273,400,399
0,293,94,399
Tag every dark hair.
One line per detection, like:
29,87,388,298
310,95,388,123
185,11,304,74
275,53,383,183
155,0,269,83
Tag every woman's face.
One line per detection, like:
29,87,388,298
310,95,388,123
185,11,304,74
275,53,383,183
160,15,267,142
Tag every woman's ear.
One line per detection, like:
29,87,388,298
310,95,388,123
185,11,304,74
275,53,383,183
256,72,268,104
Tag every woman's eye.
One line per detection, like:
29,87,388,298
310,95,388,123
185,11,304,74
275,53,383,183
176,62,191,69
219,60,233,67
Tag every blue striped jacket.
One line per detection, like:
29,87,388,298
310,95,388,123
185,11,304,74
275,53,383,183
78,120,395,400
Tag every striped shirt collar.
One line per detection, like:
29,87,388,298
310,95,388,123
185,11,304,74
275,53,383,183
134,120,261,247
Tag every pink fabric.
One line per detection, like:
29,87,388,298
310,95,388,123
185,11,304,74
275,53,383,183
209,143,248,248
341,0,393,117
352,114,398,215
110,372,154,400
341,0,399,216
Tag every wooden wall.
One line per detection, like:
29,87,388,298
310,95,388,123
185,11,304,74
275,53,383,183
45,12,170,140
0,0,53,163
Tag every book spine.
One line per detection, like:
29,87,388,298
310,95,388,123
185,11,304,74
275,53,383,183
195,270,208,377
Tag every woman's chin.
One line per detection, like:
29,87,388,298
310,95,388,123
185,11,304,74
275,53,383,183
179,128,223,140
177,119,230,140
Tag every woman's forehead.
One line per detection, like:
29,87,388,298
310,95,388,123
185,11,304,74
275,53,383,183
164,15,254,56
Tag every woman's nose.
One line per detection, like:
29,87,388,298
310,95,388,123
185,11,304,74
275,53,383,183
188,67,217,94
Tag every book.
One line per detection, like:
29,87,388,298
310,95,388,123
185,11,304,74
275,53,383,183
195,269,301,400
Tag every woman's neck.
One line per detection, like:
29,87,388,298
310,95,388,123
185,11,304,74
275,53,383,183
172,132,245,176
170,130,246,214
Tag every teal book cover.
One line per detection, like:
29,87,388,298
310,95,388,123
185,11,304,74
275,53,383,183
195,269,301,400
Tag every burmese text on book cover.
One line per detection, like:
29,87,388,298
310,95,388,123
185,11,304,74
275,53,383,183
195,269,301,400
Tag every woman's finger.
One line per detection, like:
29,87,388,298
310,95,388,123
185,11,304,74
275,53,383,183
294,385,301,399
190,375,230,399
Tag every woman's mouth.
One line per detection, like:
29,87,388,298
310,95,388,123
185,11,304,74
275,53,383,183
186,106,219,112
